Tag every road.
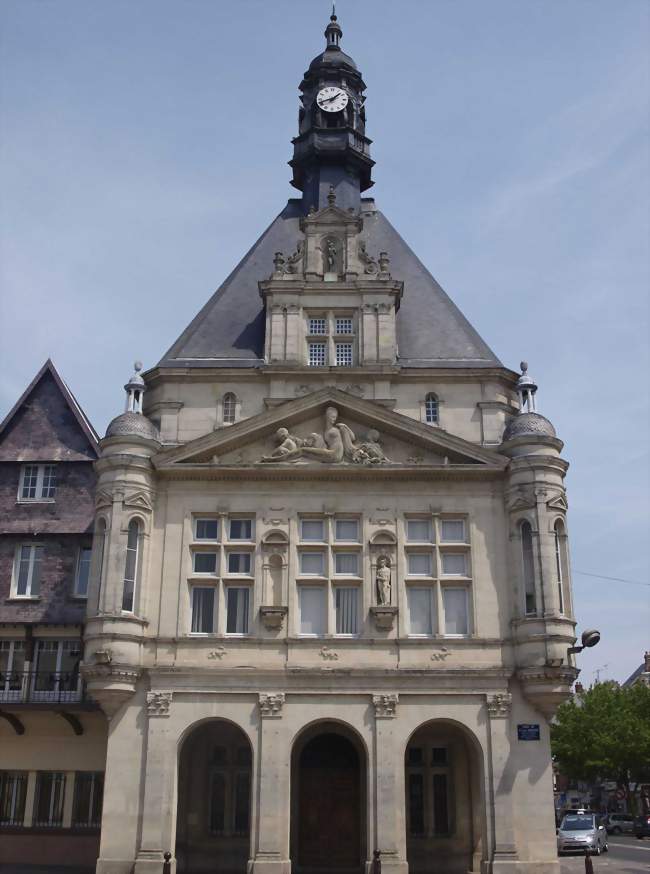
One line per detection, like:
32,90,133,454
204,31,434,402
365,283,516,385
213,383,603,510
560,835,650,873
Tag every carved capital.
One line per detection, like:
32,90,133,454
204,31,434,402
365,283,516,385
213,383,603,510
370,605,397,631
146,691,172,717
259,692,285,718
373,693,398,718
259,606,288,630
486,692,512,718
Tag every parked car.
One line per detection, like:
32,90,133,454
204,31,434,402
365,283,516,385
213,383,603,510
634,813,650,839
557,812,609,856
604,813,635,834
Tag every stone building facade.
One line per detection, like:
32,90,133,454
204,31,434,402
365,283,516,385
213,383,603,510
0,359,106,870
82,14,578,874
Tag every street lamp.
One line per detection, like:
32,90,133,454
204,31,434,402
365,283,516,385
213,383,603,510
567,629,601,656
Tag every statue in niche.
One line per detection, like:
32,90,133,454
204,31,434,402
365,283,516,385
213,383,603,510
376,556,392,605
260,407,391,465
323,236,342,276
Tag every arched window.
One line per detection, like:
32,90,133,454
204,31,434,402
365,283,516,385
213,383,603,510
554,520,570,615
425,393,439,425
520,521,536,615
223,393,237,425
122,519,141,613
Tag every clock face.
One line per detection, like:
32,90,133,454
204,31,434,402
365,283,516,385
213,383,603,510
316,86,349,113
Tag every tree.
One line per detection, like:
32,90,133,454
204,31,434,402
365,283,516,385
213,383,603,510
551,681,650,810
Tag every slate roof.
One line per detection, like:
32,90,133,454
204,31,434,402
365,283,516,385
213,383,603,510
158,198,502,370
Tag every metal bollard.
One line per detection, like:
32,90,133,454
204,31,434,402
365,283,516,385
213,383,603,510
372,849,381,874
163,851,172,874
584,848,594,874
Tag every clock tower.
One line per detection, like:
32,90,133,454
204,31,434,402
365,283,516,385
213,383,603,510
290,11,374,212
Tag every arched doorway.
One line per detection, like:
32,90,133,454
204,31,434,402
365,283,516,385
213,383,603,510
176,720,252,874
291,722,367,873
405,721,484,874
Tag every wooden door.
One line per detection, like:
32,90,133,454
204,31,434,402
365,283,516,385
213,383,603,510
297,733,362,872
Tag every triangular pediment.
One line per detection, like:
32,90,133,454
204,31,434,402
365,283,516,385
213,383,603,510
301,203,362,229
154,388,508,472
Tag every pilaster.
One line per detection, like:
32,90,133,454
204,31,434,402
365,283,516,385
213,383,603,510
372,694,408,874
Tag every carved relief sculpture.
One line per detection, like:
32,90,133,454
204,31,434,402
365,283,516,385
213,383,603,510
259,692,285,717
261,407,390,465
372,693,398,718
376,556,392,605
358,240,378,274
146,691,172,717
486,692,513,718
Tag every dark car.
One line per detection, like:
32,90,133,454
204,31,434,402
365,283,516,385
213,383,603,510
634,813,650,839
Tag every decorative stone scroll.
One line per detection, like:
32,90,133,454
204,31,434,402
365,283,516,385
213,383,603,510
486,692,512,718
146,691,172,717
260,406,390,465
319,646,339,661
259,693,286,718
208,647,227,660
372,693,399,718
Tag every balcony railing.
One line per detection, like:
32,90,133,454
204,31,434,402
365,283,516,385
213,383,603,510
0,671,84,705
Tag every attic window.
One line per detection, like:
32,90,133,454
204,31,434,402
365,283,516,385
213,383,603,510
18,464,57,501
223,393,237,425
425,394,439,425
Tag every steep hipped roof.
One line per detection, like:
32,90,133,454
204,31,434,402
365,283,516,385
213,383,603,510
0,359,99,461
158,199,502,370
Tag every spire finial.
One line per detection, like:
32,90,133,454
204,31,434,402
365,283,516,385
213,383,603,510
124,360,146,414
325,4,342,48
516,359,538,414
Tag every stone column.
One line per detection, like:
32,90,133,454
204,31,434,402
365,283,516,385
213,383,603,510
487,693,519,871
250,693,291,874
134,692,177,874
372,694,408,874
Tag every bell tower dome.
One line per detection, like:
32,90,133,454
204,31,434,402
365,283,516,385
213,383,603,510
290,10,374,213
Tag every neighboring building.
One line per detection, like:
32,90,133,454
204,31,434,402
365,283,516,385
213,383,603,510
82,14,578,874
0,360,106,871
622,651,650,688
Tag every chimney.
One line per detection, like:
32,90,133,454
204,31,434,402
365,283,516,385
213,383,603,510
644,652,650,673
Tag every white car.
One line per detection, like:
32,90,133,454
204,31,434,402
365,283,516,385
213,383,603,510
557,812,609,856
604,813,634,834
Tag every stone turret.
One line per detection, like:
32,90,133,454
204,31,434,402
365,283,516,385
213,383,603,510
82,362,160,716
501,363,577,717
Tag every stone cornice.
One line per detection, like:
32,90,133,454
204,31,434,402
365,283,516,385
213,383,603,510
155,463,506,483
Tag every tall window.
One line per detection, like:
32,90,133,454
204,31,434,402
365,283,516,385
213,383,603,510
95,519,107,607
191,587,216,633
32,640,81,701
297,514,361,636
222,393,237,425
33,772,66,827
71,772,104,828
18,464,57,500
0,641,25,700
208,744,251,837
308,342,327,367
74,546,93,597
226,587,250,634
425,393,439,425
520,521,537,615
12,544,44,597
0,772,27,826
406,743,451,837
122,519,141,612
554,519,570,615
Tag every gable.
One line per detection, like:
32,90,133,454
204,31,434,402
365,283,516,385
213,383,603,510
0,367,98,462
154,389,507,473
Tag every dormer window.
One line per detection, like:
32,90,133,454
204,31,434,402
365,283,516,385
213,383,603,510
222,393,237,425
425,394,439,425
18,464,57,501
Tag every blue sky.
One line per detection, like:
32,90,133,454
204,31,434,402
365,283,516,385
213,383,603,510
1,0,648,683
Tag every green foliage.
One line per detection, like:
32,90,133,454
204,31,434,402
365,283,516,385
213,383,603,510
551,681,650,788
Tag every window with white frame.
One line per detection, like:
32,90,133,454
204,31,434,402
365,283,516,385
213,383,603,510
195,518,219,540
33,772,66,827
222,393,237,425
191,586,216,633
308,342,327,367
405,514,472,637
32,639,81,700
226,587,250,634
0,641,25,699
520,521,537,615
71,772,104,828
297,514,362,636
425,393,439,425
188,514,255,636
18,464,57,501
298,586,326,636
305,311,357,366
74,546,93,597
0,772,28,826
335,587,359,634
12,544,44,598
122,519,141,612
